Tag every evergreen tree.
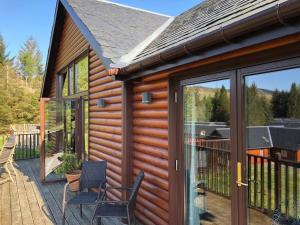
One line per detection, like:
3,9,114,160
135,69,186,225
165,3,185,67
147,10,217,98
0,35,42,134
271,89,289,118
211,85,230,122
287,83,299,118
17,37,43,85
0,35,9,67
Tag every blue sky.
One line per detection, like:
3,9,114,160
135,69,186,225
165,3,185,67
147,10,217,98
0,0,200,67
193,68,300,92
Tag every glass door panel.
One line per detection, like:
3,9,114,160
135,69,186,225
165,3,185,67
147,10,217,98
44,98,79,180
243,67,300,225
183,79,232,225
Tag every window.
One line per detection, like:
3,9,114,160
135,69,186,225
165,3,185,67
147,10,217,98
62,55,88,97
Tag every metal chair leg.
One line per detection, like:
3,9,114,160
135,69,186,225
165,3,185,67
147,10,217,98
133,215,136,225
97,217,102,225
62,207,66,225
128,215,131,225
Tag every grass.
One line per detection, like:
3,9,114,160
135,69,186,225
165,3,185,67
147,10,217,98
198,159,300,219
14,147,40,160
248,162,300,218
0,135,7,150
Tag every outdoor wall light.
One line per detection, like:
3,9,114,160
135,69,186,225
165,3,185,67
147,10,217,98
142,92,152,104
97,98,106,108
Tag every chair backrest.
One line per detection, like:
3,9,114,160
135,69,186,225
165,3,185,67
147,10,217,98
128,171,144,213
79,160,106,191
0,141,16,164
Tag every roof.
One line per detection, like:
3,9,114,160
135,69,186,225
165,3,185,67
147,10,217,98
65,0,170,65
246,127,273,150
270,127,300,151
41,0,171,97
132,0,285,63
184,124,300,151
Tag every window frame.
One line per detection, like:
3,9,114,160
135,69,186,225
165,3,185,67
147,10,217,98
57,52,89,98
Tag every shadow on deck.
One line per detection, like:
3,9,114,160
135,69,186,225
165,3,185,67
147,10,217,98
0,159,125,225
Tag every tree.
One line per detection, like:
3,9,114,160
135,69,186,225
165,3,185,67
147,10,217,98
211,85,230,122
17,37,43,85
0,34,10,67
0,35,42,135
287,83,299,118
271,89,289,118
246,83,272,126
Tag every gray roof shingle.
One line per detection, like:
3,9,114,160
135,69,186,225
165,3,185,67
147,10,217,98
66,0,170,65
133,0,284,62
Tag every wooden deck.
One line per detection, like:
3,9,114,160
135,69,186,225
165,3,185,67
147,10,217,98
0,159,126,225
0,158,274,225
202,192,272,225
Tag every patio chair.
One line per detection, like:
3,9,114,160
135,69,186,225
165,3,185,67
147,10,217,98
91,170,144,225
0,139,17,184
62,160,107,225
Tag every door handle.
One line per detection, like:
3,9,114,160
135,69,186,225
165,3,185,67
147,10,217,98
236,162,248,187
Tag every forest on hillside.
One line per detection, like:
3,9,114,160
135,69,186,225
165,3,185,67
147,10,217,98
184,83,300,126
0,35,43,134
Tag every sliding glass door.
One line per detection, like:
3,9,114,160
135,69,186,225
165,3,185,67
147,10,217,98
180,72,238,225
241,65,300,225
178,58,300,225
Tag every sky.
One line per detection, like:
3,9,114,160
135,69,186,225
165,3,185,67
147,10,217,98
193,68,300,92
0,0,200,67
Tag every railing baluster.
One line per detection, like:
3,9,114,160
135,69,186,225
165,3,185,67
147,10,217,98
248,155,252,206
268,159,272,214
22,134,25,160
254,156,258,208
30,134,32,158
286,164,289,218
261,157,264,210
294,167,297,218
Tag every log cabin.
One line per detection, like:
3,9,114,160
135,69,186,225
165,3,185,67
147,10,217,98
40,0,300,224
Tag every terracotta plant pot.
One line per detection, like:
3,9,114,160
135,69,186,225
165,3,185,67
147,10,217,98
65,170,81,192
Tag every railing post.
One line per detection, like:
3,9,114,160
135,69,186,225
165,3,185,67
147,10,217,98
274,156,281,212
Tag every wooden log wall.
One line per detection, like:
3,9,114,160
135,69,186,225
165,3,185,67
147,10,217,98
132,76,169,225
47,10,89,97
88,49,123,200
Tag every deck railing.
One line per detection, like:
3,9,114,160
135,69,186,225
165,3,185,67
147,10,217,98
247,154,300,218
196,145,300,219
15,133,40,160
0,133,40,160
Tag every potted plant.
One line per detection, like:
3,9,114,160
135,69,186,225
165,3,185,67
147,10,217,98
55,153,82,191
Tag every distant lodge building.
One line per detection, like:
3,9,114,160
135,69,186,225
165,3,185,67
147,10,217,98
185,120,300,162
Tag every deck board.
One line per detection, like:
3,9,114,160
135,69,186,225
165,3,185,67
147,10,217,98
0,159,127,225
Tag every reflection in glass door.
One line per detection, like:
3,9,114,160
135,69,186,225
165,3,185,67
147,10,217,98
183,79,232,225
44,99,79,179
244,67,300,225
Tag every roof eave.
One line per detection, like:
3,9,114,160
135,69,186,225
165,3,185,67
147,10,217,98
40,0,60,98
114,0,300,80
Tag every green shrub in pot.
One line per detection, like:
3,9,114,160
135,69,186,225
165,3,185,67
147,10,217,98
55,153,82,191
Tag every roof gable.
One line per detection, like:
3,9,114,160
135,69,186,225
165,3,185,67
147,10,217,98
42,0,170,97
65,0,170,66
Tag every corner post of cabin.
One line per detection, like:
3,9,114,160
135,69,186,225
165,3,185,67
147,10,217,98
168,76,179,225
122,80,133,199
39,97,49,182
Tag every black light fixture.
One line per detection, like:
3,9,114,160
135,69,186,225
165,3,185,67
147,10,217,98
97,98,106,108
142,92,152,104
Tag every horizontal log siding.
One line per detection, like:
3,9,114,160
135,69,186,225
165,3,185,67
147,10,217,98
88,49,123,200
48,11,89,97
132,77,169,225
